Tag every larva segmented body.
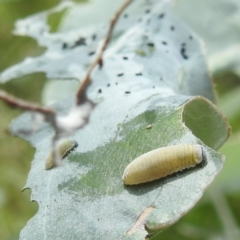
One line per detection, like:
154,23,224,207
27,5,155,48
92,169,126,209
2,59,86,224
45,139,78,170
122,144,203,185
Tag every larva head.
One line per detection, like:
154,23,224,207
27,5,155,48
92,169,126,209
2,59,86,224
45,139,78,170
59,139,78,159
193,144,204,164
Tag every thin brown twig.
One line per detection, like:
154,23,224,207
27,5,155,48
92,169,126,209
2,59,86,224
0,0,133,136
75,0,133,105
0,90,56,117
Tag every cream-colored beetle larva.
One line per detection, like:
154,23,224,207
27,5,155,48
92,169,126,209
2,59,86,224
122,144,204,185
45,139,78,170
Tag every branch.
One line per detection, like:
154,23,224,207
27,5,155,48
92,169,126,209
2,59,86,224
0,0,133,118
0,0,134,170
0,90,56,119
75,0,133,105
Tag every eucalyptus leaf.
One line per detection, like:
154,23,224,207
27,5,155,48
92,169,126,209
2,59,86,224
174,0,240,75
7,0,231,239
12,93,228,240
0,0,105,82
0,0,149,83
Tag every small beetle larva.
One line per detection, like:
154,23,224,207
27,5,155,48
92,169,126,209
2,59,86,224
122,144,203,185
45,139,78,170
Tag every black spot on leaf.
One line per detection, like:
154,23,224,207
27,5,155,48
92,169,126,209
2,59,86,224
135,73,142,76
98,89,102,93
107,83,110,87
147,43,154,47
145,9,150,14
123,56,128,60
158,13,165,19
73,37,86,48
88,51,95,56
180,44,188,59
62,43,68,49
117,73,124,77
125,91,131,94
170,26,175,31
162,41,167,45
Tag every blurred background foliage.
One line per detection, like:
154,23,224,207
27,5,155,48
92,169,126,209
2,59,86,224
0,0,239,240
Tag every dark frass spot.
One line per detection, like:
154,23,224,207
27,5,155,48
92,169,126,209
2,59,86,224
158,13,165,19
135,73,142,76
123,56,128,60
107,83,110,87
160,77,163,81
98,89,102,93
115,82,118,85
88,51,95,56
145,9,150,14
117,73,124,77
124,14,128,18
180,44,188,59
125,91,131,94
147,43,154,47
92,34,97,41
189,35,193,40
73,37,86,47
170,26,175,31
153,86,155,88
62,43,68,49
162,41,167,45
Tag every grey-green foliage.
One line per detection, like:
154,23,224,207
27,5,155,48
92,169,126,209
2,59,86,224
7,0,230,239
174,0,240,76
